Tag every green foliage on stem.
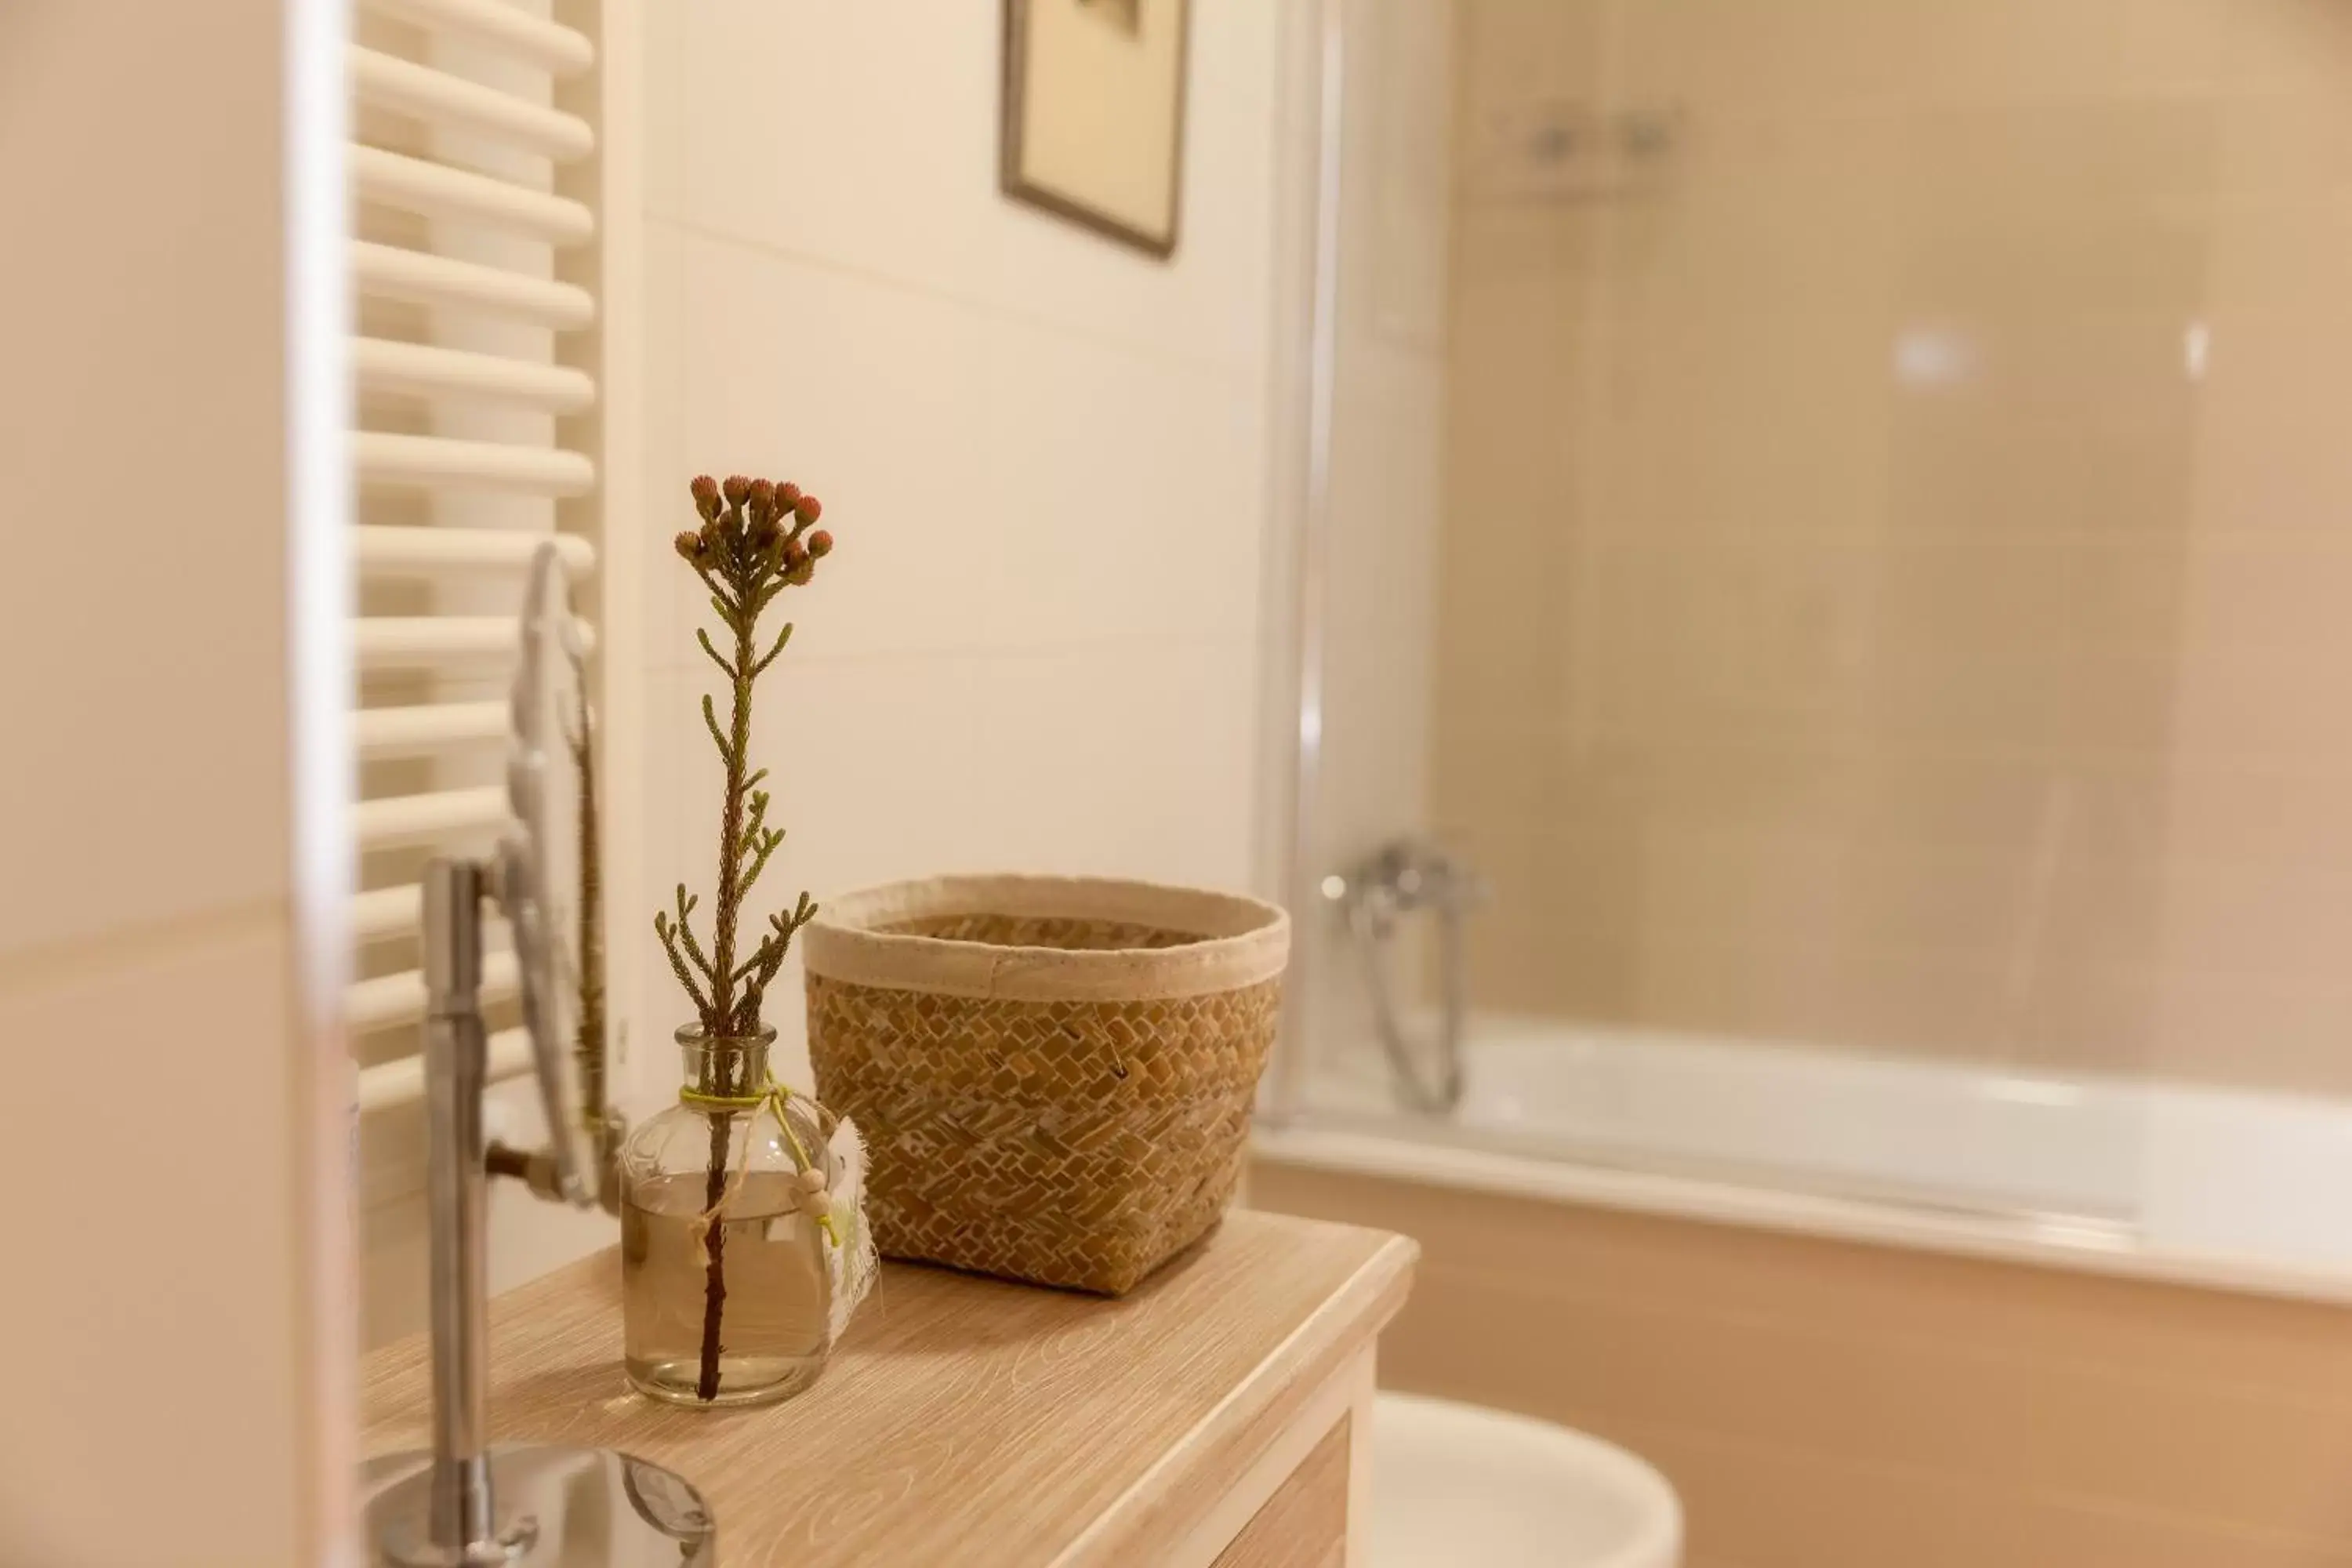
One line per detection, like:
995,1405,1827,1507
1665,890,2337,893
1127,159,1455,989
652,474,835,1044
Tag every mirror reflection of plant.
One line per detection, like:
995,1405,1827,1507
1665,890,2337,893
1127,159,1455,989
568,677,632,1210
651,471,836,1402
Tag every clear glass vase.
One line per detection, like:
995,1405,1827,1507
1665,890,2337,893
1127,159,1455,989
618,1025,836,1406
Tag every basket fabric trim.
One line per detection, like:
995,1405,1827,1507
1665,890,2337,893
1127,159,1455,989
802,874,1290,1002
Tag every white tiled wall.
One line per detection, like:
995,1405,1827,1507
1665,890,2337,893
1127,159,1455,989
631,0,1288,1086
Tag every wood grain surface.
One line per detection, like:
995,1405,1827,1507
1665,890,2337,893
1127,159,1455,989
362,1209,1416,1567
1211,1417,1349,1568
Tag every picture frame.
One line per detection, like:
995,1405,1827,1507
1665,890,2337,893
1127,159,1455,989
1000,0,1192,260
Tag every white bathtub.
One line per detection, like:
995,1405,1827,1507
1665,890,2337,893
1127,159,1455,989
1265,1014,2352,1302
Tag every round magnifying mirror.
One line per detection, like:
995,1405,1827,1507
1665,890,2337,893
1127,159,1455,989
499,540,598,1208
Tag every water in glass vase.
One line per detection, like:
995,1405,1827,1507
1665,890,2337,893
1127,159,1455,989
622,1170,830,1406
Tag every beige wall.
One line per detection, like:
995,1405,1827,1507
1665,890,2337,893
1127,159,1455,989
1254,1160,2352,1568
633,0,1286,1089
0,2,344,1563
1432,0,2352,1094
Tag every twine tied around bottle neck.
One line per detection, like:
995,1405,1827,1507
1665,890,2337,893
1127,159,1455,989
677,1074,840,1254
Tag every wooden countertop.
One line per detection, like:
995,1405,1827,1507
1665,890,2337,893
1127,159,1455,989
362,1209,1417,1567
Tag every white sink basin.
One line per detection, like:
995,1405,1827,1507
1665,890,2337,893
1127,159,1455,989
1369,1392,1682,1568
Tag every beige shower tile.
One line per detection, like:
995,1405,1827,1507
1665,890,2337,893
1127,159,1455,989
1631,822,1853,949
2165,647,2352,768
2064,535,2194,657
2190,308,2352,535
1898,204,2215,325
1894,94,2223,220
1582,543,1871,754
1610,0,1917,116
1621,936,1839,1048
2149,861,2352,985
1893,0,2149,108
2024,840,2168,980
2102,0,2240,100
2046,649,2192,759
1425,748,1556,847
1593,325,1892,537
1597,744,1864,848
1882,385,2198,539
1425,710,1558,839
1448,220,1599,342
1834,841,2040,960
2155,764,2352,873
2221,0,2352,107
1864,642,2063,760
1874,539,2073,663
1431,520,1575,685
2147,974,2352,1098
1624,196,1902,332
1806,950,2015,1060
1439,0,2352,1104
2009,959,2161,1079
1452,822,1654,1020
1842,753,2125,858
2174,540,2352,666
1456,0,1612,118
2204,193,2352,321
2215,95,2352,205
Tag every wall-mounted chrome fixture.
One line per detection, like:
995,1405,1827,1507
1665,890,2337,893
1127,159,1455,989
1324,837,1486,1116
360,545,714,1566
1465,99,1686,204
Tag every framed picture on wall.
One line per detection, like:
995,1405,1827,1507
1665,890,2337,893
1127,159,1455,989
1000,0,1192,259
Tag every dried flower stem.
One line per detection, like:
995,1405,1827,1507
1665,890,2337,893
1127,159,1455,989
652,473,834,1403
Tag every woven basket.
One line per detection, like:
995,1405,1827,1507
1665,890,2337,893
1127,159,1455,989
802,874,1290,1295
